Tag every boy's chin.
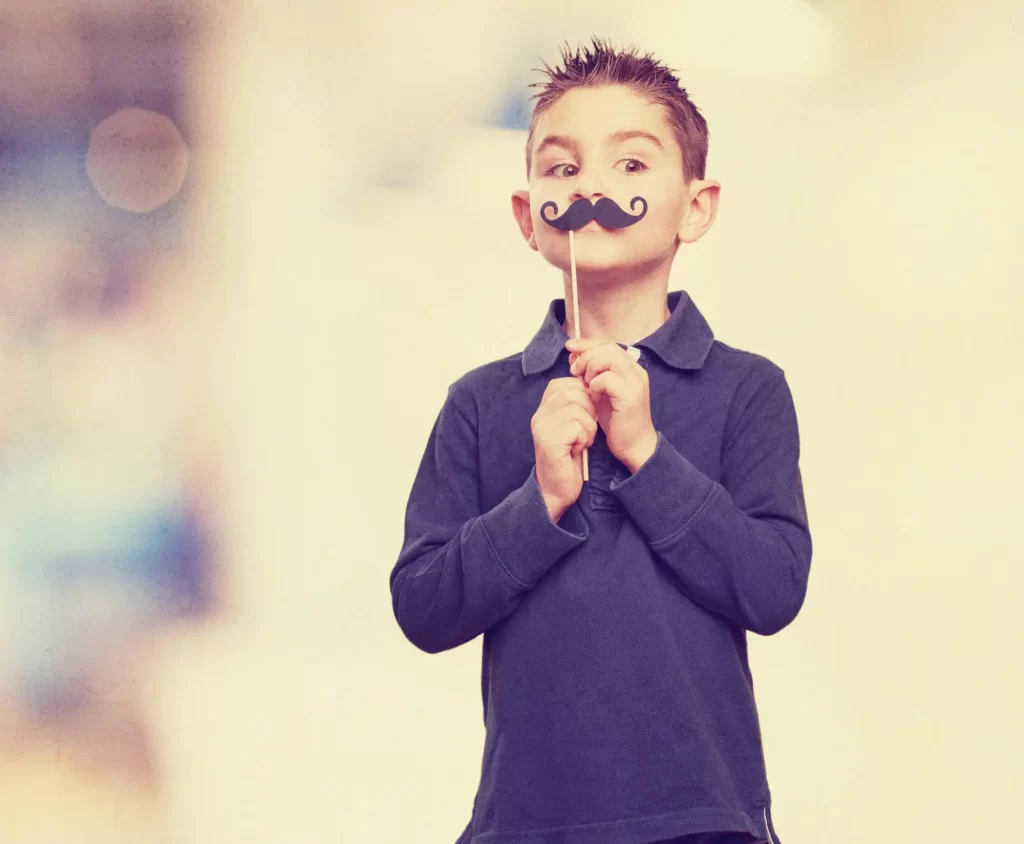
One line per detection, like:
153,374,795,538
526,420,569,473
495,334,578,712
543,252,642,278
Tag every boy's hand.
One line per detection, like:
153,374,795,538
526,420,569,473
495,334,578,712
566,338,657,474
531,377,598,522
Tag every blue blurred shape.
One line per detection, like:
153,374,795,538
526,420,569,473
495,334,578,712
480,47,542,131
492,88,532,131
0,436,210,716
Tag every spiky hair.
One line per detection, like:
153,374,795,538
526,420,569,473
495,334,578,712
525,36,709,183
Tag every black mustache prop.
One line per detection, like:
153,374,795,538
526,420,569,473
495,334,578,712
540,196,648,231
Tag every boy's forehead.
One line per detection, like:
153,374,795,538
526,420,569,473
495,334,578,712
532,86,673,151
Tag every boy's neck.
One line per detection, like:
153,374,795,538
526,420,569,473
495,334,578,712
560,272,672,347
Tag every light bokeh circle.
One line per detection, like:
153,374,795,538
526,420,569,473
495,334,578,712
86,107,190,213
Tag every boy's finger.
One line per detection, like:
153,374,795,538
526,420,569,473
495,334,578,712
589,371,629,403
565,337,602,352
571,343,635,370
563,385,598,416
544,380,596,415
575,347,634,384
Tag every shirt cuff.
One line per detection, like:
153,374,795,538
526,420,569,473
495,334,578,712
478,465,589,588
609,431,716,545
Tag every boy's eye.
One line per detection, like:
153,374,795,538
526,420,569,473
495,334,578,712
617,158,648,173
544,159,647,177
548,163,579,178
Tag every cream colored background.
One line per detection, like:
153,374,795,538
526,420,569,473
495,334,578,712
141,2,1022,842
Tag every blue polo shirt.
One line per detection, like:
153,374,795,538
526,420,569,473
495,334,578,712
390,289,811,844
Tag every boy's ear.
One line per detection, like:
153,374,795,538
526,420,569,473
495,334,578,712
678,179,721,245
511,189,539,251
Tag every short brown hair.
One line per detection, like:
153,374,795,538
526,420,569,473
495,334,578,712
525,36,709,183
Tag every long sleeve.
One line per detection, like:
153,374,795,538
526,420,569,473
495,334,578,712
390,382,590,654
609,369,811,636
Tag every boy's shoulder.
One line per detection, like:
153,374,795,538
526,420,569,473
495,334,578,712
709,339,786,382
443,349,528,413
707,339,795,420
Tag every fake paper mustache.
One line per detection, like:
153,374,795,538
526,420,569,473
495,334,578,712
540,195,648,231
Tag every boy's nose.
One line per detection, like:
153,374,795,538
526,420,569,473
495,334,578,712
570,174,606,203
570,188,605,204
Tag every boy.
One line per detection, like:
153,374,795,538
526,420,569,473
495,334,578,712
390,37,811,844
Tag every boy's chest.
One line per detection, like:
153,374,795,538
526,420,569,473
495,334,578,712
478,360,728,514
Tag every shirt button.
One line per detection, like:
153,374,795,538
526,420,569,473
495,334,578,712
626,346,641,362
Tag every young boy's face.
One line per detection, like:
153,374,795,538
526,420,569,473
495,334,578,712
512,84,717,281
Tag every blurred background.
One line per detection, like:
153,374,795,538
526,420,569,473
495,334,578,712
0,0,1022,841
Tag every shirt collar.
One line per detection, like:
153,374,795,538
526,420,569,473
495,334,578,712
521,289,715,377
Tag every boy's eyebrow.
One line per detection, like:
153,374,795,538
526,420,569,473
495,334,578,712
534,134,578,158
534,130,665,159
607,130,665,150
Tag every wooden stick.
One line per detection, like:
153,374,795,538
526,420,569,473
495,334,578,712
569,229,589,482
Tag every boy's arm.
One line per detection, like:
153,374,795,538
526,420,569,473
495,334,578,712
610,368,811,636
390,381,589,654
